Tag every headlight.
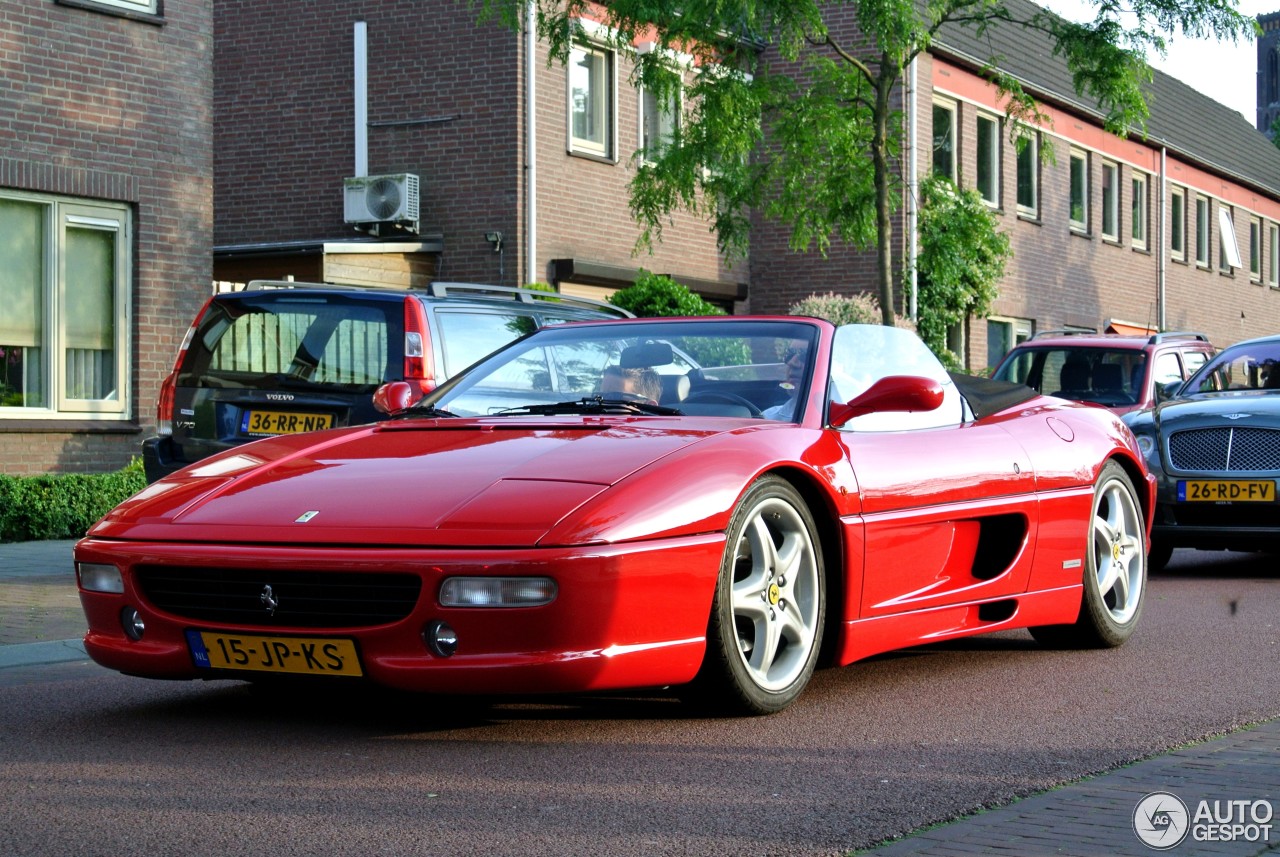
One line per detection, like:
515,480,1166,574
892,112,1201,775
1135,434,1156,456
439,577,557,607
77,562,124,593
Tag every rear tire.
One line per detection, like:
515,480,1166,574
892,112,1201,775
687,476,825,715
1031,461,1146,649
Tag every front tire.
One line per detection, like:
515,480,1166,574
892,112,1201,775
688,476,825,715
1031,461,1146,648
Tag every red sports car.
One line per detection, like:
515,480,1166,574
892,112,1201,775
75,318,1154,715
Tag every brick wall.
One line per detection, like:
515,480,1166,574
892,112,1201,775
0,0,214,475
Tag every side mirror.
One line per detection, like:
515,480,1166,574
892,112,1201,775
373,381,421,415
1155,380,1182,403
828,375,944,428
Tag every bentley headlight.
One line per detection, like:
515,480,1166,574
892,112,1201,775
1135,434,1156,457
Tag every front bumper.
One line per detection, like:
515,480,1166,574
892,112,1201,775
74,536,723,695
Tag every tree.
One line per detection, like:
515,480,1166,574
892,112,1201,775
481,0,1254,325
913,175,1010,370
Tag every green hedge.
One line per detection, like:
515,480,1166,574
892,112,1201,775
0,458,146,543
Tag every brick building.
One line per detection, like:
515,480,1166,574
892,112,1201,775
210,0,743,308
1,0,213,475
749,0,1280,368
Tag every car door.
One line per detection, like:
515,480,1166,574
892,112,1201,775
827,326,1039,619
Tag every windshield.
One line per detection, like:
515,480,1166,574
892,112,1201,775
1183,340,1280,394
993,345,1147,407
425,319,821,419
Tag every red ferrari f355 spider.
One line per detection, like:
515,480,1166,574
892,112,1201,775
75,318,1154,714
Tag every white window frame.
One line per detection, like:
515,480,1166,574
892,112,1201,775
1269,223,1278,287
1015,129,1038,217
932,98,958,182
1250,217,1262,281
1131,173,1148,250
1169,186,1186,261
1068,148,1088,233
567,30,617,160
986,316,1033,369
68,0,160,15
1219,206,1241,271
636,43,688,163
1101,161,1119,241
975,113,1000,206
1195,195,1210,267
0,191,131,420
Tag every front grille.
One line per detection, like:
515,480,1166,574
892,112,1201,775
1168,427,1280,472
135,566,422,629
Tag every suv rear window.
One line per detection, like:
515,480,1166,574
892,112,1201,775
178,294,400,392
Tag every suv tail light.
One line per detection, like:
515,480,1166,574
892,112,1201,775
156,299,212,436
403,298,438,394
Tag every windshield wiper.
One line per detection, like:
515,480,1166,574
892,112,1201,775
390,404,458,419
495,396,683,417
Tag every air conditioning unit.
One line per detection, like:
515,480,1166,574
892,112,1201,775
343,173,420,233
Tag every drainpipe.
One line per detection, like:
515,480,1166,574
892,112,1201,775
525,3,538,287
354,21,368,177
1158,147,1167,331
907,57,919,323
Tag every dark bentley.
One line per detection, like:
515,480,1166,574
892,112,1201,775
1124,333,1280,570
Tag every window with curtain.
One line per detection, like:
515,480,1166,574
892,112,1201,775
1131,173,1148,250
975,113,999,205
1015,131,1038,216
569,42,614,158
1101,161,1118,240
0,193,129,418
932,100,957,181
1170,187,1185,260
1069,149,1088,232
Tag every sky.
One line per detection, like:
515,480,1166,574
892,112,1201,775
1037,0,1271,122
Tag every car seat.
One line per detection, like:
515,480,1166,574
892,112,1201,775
660,374,690,404
1056,360,1091,395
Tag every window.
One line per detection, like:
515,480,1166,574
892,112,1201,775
1219,206,1240,271
1170,187,1185,261
1131,173,1148,249
62,0,160,16
640,70,681,160
1250,218,1262,281
1069,149,1088,232
1101,161,1119,240
1270,224,1278,286
0,193,130,418
1195,196,1210,266
932,100,957,181
569,42,615,158
976,113,999,205
986,317,1033,369
1015,131,1038,216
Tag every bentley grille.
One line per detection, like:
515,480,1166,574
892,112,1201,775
135,566,422,628
1168,427,1280,472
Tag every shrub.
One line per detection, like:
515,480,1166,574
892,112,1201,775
609,271,727,318
0,458,146,543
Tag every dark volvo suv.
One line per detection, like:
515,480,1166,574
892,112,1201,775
142,281,630,482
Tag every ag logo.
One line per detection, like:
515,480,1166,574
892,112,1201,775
1134,791,1189,849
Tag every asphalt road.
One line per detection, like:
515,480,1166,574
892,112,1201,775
1,549,1277,857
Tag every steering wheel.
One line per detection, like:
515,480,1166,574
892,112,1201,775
681,391,764,418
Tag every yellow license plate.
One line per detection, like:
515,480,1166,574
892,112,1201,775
186,630,362,676
240,410,333,436
1177,480,1276,503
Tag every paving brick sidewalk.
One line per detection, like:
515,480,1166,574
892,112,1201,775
2,538,1278,856
0,539,83,646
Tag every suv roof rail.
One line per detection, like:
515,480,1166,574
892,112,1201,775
1147,331,1210,344
1030,328,1097,339
245,279,372,291
425,281,634,317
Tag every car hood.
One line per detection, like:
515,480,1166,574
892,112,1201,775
93,417,750,547
1146,391,1280,433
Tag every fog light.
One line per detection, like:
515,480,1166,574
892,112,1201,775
120,607,145,641
439,576,557,607
78,562,124,594
424,620,458,658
